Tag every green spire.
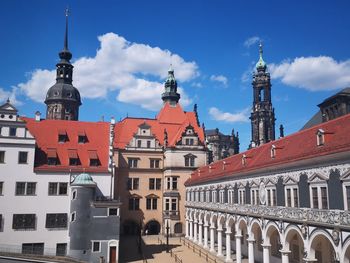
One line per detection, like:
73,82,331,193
255,42,266,70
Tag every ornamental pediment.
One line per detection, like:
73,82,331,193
340,168,350,181
283,175,299,185
308,172,328,183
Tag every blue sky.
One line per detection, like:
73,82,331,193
1,0,350,150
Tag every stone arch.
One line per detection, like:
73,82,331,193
198,211,205,223
250,219,263,254
308,230,337,262
225,215,235,229
284,224,305,262
265,222,282,258
341,235,350,263
144,219,161,235
217,213,226,230
210,213,218,226
204,211,211,225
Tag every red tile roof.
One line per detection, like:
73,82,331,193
186,113,350,186
22,118,110,173
114,103,205,149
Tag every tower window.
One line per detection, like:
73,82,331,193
9,127,17,137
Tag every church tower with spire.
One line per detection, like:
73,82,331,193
45,9,81,121
250,43,276,148
161,65,180,106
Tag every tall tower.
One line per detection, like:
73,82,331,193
161,65,180,106
45,9,81,121
250,43,275,148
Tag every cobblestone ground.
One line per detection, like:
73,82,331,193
119,235,249,263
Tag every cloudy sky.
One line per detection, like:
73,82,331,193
1,0,350,150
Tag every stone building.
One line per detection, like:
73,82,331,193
205,128,239,163
185,110,350,263
113,67,207,236
302,87,350,130
250,44,276,148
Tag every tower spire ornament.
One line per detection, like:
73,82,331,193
44,8,81,121
161,64,180,105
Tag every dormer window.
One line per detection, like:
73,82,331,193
271,145,276,158
88,151,100,166
78,131,87,144
184,154,196,167
185,138,194,145
317,129,325,146
58,130,68,143
68,150,80,166
47,149,58,165
241,154,247,166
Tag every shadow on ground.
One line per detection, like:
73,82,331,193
119,235,180,263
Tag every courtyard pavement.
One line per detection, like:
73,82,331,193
119,235,249,263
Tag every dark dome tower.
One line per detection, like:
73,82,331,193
45,10,81,121
250,43,276,148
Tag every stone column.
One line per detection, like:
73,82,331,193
225,230,232,262
217,228,223,257
193,220,198,242
247,238,255,263
185,219,189,238
210,226,215,252
280,250,291,263
203,223,209,249
189,219,193,240
262,244,271,263
235,234,242,263
198,222,203,246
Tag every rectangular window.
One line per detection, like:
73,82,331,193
127,178,139,190
184,156,196,167
16,182,36,196
166,177,171,190
172,177,178,190
56,243,67,256
321,187,328,209
155,178,161,190
128,158,138,168
128,198,140,210
0,151,4,163
9,127,17,137
346,186,350,210
92,241,101,252
293,188,299,207
137,140,142,148
272,189,276,206
146,198,158,210
149,178,155,190
18,152,28,164
69,157,80,166
48,182,67,195
286,189,291,207
0,182,3,195
71,212,76,222
171,198,177,211
78,135,87,144
150,159,160,168
13,214,36,230
147,141,151,148
22,243,44,255
45,213,68,228
165,198,170,211
109,208,118,216
312,187,318,209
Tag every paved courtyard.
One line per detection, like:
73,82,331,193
119,235,249,263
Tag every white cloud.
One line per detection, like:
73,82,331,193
0,86,21,106
269,56,350,91
208,107,250,123
17,33,199,110
191,82,203,88
244,36,261,48
210,74,228,87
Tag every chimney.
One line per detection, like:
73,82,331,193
279,124,284,138
35,111,41,122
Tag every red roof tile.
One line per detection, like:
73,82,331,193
22,118,109,173
114,103,205,149
186,113,350,186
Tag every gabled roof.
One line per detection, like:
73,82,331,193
113,103,205,149
22,118,109,173
186,113,350,186
0,99,17,113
